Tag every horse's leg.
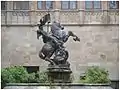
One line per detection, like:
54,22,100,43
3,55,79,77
45,50,56,65
45,57,55,65
39,50,55,65
39,50,45,59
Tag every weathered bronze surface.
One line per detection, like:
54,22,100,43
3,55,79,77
36,14,80,83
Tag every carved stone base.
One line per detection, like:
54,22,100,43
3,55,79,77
47,65,72,83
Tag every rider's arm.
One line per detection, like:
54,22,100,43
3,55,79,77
49,35,64,46
62,35,69,42
61,31,70,42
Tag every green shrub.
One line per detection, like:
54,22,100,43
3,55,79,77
36,71,49,83
27,72,37,83
1,66,49,87
2,66,29,83
79,66,110,84
1,66,29,88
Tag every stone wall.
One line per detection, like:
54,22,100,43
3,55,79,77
1,25,119,82
1,1,119,82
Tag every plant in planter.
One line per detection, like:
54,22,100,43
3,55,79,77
27,71,49,83
1,66,50,89
79,66,110,84
36,71,49,83
1,66,29,88
27,72,37,83
1,66,29,83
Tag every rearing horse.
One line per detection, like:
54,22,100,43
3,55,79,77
37,14,80,65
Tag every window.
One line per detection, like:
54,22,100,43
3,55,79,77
85,1,92,9
109,1,119,9
13,1,29,10
61,1,69,9
46,1,53,9
37,1,53,10
85,1,101,9
1,1,6,10
37,1,42,9
61,1,77,9
23,66,39,73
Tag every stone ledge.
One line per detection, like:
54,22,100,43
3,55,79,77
1,24,119,27
4,83,112,89
6,83,111,86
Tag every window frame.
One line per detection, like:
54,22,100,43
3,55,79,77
109,1,119,9
13,1,29,10
37,1,53,10
85,1,101,10
61,1,77,10
1,1,7,10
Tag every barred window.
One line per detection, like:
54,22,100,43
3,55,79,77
85,1,92,9
85,1,101,9
1,1,6,10
61,1,77,10
37,1,42,9
46,1,53,9
37,1,53,10
61,1,69,9
109,1,119,9
13,1,29,10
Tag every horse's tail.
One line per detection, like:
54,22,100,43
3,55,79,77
64,50,69,61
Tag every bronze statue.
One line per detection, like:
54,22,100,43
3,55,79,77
37,14,80,67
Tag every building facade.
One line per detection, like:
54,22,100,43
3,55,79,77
1,1,119,84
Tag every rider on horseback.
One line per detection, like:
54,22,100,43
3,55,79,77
51,21,68,43
37,14,80,66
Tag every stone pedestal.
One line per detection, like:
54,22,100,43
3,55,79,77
47,65,72,83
